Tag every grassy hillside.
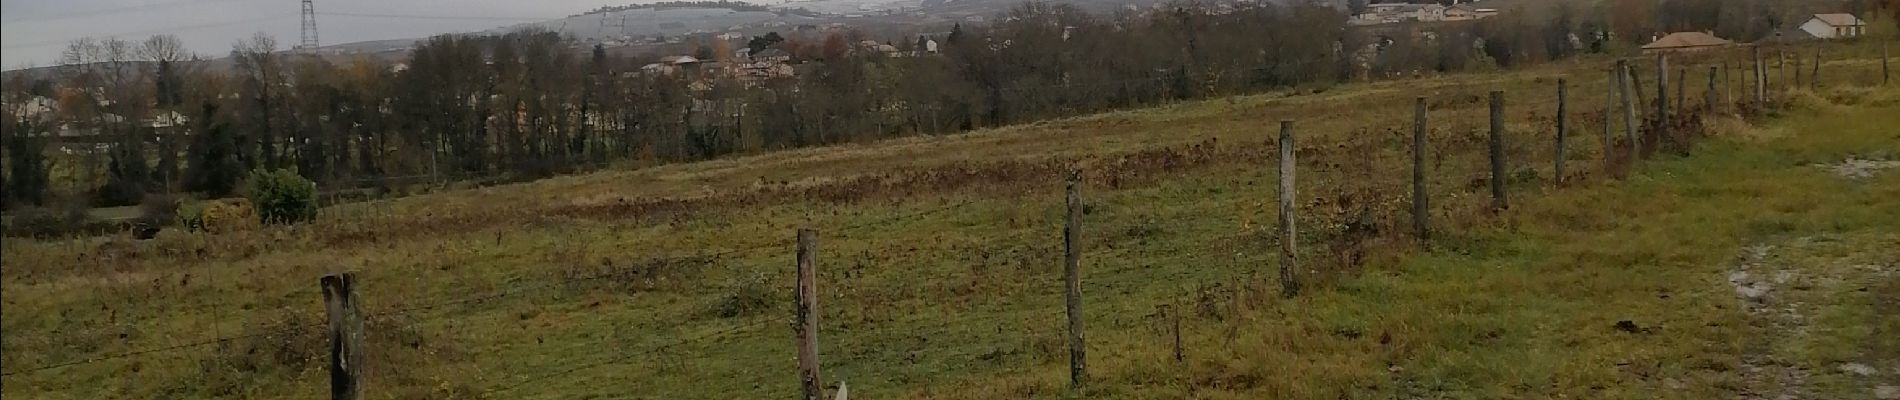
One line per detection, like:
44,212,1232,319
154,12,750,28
3,44,1896,399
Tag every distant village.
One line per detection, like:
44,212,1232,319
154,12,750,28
1349,0,1501,26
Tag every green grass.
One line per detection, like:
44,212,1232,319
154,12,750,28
3,48,1897,399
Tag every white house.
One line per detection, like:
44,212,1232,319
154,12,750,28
1444,4,1499,21
7,96,57,123
1799,13,1866,39
1357,3,1447,24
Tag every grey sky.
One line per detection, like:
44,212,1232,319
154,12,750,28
1,0,635,69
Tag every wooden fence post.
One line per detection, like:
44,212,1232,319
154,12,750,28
1724,62,1733,108
1277,120,1300,298
1675,68,1686,114
1618,60,1639,155
1706,66,1718,112
1412,97,1429,245
796,228,822,400
1629,62,1647,112
1884,42,1891,85
1063,171,1087,388
321,273,365,400
1810,50,1821,91
1554,79,1567,185
1655,55,1669,149
1754,46,1767,104
1488,91,1508,212
1779,50,1788,91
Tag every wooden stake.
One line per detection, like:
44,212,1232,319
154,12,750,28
1779,50,1788,91
1810,50,1821,91
1675,68,1686,115
1412,97,1429,245
1063,171,1087,388
1727,61,1736,105
1554,79,1567,185
1754,46,1767,104
322,273,365,400
1706,65,1718,112
1277,120,1300,298
1884,42,1891,85
1618,60,1639,155
796,229,822,400
1488,91,1508,212
1630,62,1647,112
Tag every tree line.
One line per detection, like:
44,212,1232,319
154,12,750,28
2,0,1889,211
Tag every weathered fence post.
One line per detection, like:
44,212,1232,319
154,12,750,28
1277,120,1300,297
1724,62,1733,108
1412,97,1429,245
1488,91,1508,212
1676,68,1687,113
1629,62,1648,112
1884,42,1891,85
1063,171,1087,388
1655,55,1669,149
1554,79,1567,186
795,228,822,400
1706,66,1718,112
1810,50,1821,91
321,273,365,400
1779,50,1788,91
1618,60,1639,155
1754,46,1767,104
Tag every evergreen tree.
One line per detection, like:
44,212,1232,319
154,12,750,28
184,103,243,197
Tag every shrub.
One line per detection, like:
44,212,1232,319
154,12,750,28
197,199,257,233
176,200,208,232
245,169,318,225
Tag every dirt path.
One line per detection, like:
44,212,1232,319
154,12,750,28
1728,237,1900,400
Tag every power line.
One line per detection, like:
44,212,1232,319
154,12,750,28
316,12,557,22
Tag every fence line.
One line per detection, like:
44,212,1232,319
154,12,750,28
8,47,1885,398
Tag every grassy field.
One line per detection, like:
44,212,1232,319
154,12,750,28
3,44,1897,399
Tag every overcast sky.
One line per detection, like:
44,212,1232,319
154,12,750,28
0,0,646,69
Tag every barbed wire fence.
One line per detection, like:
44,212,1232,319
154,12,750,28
2,46,1890,398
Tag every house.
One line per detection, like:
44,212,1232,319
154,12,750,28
7,96,57,123
1444,4,1499,21
1355,3,1448,25
751,48,792,63
146,110,190,129
1641,31,1734,53
1798,13,1865,39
